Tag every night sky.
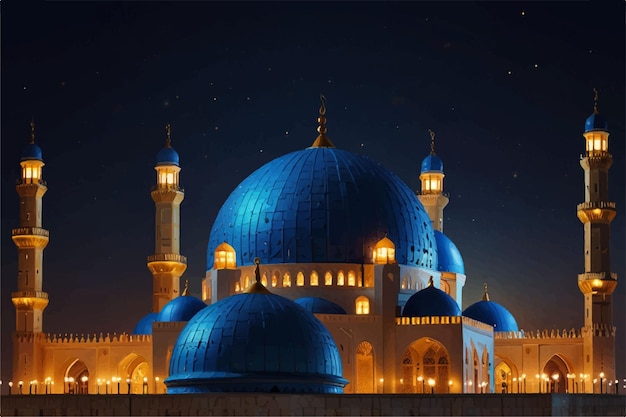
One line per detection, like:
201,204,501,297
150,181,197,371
1,2,624,382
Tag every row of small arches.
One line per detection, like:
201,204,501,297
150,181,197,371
235,270,364,291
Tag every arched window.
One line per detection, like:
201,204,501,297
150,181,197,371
261,273,268,287
356,341,375,393
356,296,370,314
234,282,241,292
373,236,396,264
324,271,333,286
337,271,345,286
283,272,291,287
243,275,250,289
348,270,356,286
213,242,236,269
310,271,319,286
296,272,305,286
401,276,408,290
271,272,278,288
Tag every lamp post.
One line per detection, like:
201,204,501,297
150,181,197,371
142,377,148,394
593,378,597,394
18,381,23,395
97,379,102,394
599,372,605,394
81,376,88,394
536,374,541,393
126,378,131,395
468,380,473,393
417,376,424,394
615,379,619,394
447,380,452,394
113,377,121,394
155,377,160,394
512,377,517,393
8,382,13,395
552,374,559,393
427,378,435,394
521,374,526,393
106,380,110,395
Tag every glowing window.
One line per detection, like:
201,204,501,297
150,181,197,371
283,272,291,287
25,167,32,179
213,242,236,269
243,275,250,289
310,271,319,286
166,172,174,185
337,271,345,286
261,273,268,287
348,271,356,286
374,236,396,264
296,272,305,286
234,282,241,292
325,272,332,286
356,296,370,315
272,273,278,288
159,171,167,185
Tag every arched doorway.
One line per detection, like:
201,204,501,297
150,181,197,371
117,353,150,394
542,355,569,393
355,341,374,393
494,356,517,393
64,359,89,394
400,337,450,393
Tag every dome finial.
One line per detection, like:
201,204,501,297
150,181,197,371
428,129,436,155
482,282,490,301
310,94,335,148
245,257,271,294
29,118,35,145
165,122,172,148
428,276,434,287
182,279,189,296
593,88,599,115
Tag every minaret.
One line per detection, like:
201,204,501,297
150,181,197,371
147,123,187,312
417,130,449,232
576,90,617,388
12,120,49,383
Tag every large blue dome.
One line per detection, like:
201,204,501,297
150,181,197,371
434,231,464,274
207,147,436,268
156,295,206,322
156,146,180,166
295,297,347,315
165,290,347,393
421,154,443,173
463,300,518,332
21,143,43,161
132,312,157,335
584,113,608,133
402,284,461,317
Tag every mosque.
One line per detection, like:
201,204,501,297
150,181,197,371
9,96,617,396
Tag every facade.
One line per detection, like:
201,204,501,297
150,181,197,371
9,97,617,396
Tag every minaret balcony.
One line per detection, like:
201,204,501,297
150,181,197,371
576,202,616,223
147,253,187,263
147,253,188,275
11,290,49,310
578,272,617,295
12,227,49,248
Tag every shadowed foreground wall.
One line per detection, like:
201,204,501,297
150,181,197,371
1,393,625,416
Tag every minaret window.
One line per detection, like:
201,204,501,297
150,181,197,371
296,272,305,286
585,132,608,154
373,236,396,264
21,162,43,184
261,273,268,287
213,242,236,269
310,271,319,286
337,271,345,286
271,273,278,287
324,271,333,286
283,272,291,287
356,296,370,314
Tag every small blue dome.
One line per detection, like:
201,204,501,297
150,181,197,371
434,231,464,274
584,113,608,133
463,300,518,332
156,295,206,322
295,297,347,315
402,284,461,317
421,154,443,173
165,291,347,393
207,147,436,269
156,146,180,166
21,143,43,161
132,312,157,335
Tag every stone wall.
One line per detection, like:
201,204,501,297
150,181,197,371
1,393,624,416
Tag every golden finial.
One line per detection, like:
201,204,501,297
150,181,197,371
310,94,335,148
593,88,599,115
182,279,189,296
244,257,272,294
482,283,490,301
428,129,436,155
428,276,434,287
29,118,35,145
165,123,172,148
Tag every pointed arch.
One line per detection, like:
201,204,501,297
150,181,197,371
271,272,278,287
310,271,319,286
117,353,150,394
356,341,374,393
337,271,345,286
347,270,356,286
542,354,571,393
62,358,89,394
296,271,305,286
494,354,518,393
324,271,333,286
401,337,450,393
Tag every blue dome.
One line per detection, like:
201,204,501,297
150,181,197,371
132,312,157,335
295,297,347,315
21,143,43,161
402,284,461,317
165,291,347,393
463,300,518,332
156,146,180,166
420,154,443,173
584,113,608,133
156,295,206,322
434,231,464,274
207,147,436,268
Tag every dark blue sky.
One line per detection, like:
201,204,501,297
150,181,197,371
1,2,624,382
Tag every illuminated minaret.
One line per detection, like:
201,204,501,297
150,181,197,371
417,130,449,232
147,123,187,312
576,90,617,387
12,120,49,383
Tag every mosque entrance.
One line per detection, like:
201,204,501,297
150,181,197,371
355,341,375,393
64,358,89,394
117,353,150,394
400,338,450,393
542,355,569,393
494,357,518,393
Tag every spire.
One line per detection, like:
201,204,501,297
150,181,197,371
482,283,490,301
593,88,599,115
428,129,436,155
182,279,189,296
245,257,271,294
29,118,35,145
428,276,434,287
165,122,172,148
310,94,335,148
